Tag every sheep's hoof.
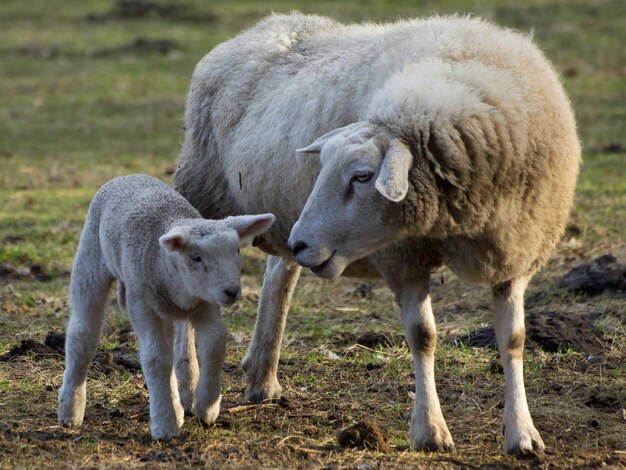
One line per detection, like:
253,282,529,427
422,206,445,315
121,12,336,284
244,380,282,404
410,421,456,453
241,356,283,403
58,402,84,427
504,423,545,456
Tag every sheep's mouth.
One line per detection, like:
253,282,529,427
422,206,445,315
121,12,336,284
310,250,337,275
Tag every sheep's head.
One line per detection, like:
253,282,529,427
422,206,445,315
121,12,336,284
159,214,275,306
288,122,411,279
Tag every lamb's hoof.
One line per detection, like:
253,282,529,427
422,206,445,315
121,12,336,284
174,403,185,429
150,421,181,441
504,423,545,456
58,413,83,428
195,395,221,426
410,421,456,453
179,391,195,417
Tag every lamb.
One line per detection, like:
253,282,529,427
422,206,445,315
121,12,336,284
57,174,275,440
172,13,580,454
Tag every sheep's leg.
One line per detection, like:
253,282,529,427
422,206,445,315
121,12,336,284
242,255,301,403
174,320,199,415
128,301,183,440
398,277,455,452
494,277,544,455
190,303,227,424
59,253,113,427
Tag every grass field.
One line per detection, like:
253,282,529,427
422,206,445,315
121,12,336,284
0,0,625,468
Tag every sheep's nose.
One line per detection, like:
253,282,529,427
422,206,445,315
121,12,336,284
290,240,308,257
224,287,241,302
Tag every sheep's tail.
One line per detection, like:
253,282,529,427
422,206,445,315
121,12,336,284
172,79,235,220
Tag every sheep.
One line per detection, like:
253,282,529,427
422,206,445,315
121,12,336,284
172,13,580,454
57,174,275,440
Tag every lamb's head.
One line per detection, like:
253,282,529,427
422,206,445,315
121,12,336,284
288,122,412,279
159,214,275,306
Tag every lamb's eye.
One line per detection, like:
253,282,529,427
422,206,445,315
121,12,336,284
189,254,202,263
352,171,374,183
237,248,240,254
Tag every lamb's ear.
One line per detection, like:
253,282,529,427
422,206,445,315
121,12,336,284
296,122,364,155
227,214,276,244
159,227,190,252
375,139,413,202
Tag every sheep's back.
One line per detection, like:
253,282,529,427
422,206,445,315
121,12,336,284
175,14,580,280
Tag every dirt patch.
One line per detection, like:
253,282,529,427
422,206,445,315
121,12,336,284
558,254,626,296
585,389,625,412
44,331,66,353
589,143,625,154
338,421,391,453
89,38,178,58
84,0,217,23
17,38,178,60
349,284,373,298
0,263,52,282
0,339,60,361
0,330,141,372
335,331,404,349
452,309,605,355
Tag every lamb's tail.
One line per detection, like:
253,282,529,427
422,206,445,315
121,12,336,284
117,281,126,311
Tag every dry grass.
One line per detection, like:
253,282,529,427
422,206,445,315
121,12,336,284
1,247,625,468
1,0,625,467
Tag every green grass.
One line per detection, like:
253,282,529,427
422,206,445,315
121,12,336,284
0,0,624,468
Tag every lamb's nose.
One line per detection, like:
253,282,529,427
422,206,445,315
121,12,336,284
290,240,308,257
224,287,240,302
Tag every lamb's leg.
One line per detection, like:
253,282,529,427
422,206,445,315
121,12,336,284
128,301,183,440
174,320,199,415
398,277,455,452
493,277,544,455
191,303,227,424
241,255,301,403
59,257,113,427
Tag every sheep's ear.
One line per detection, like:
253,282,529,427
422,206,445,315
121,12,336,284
296,122,364,155
227,214,276,244
159,227,190,252
375,139,413,202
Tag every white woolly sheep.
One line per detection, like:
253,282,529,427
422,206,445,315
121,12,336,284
58,174,275,440
173,13,580,454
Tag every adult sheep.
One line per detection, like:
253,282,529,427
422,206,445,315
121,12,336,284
173,13,580,455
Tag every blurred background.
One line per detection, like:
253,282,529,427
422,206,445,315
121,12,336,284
1,0,624,273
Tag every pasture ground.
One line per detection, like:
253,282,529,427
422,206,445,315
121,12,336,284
1,0,624,468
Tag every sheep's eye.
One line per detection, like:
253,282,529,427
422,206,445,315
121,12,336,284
189,254,202,263
237,248,240,254
352,171,374,183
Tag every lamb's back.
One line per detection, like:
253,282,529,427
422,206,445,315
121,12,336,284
90,175,199,279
